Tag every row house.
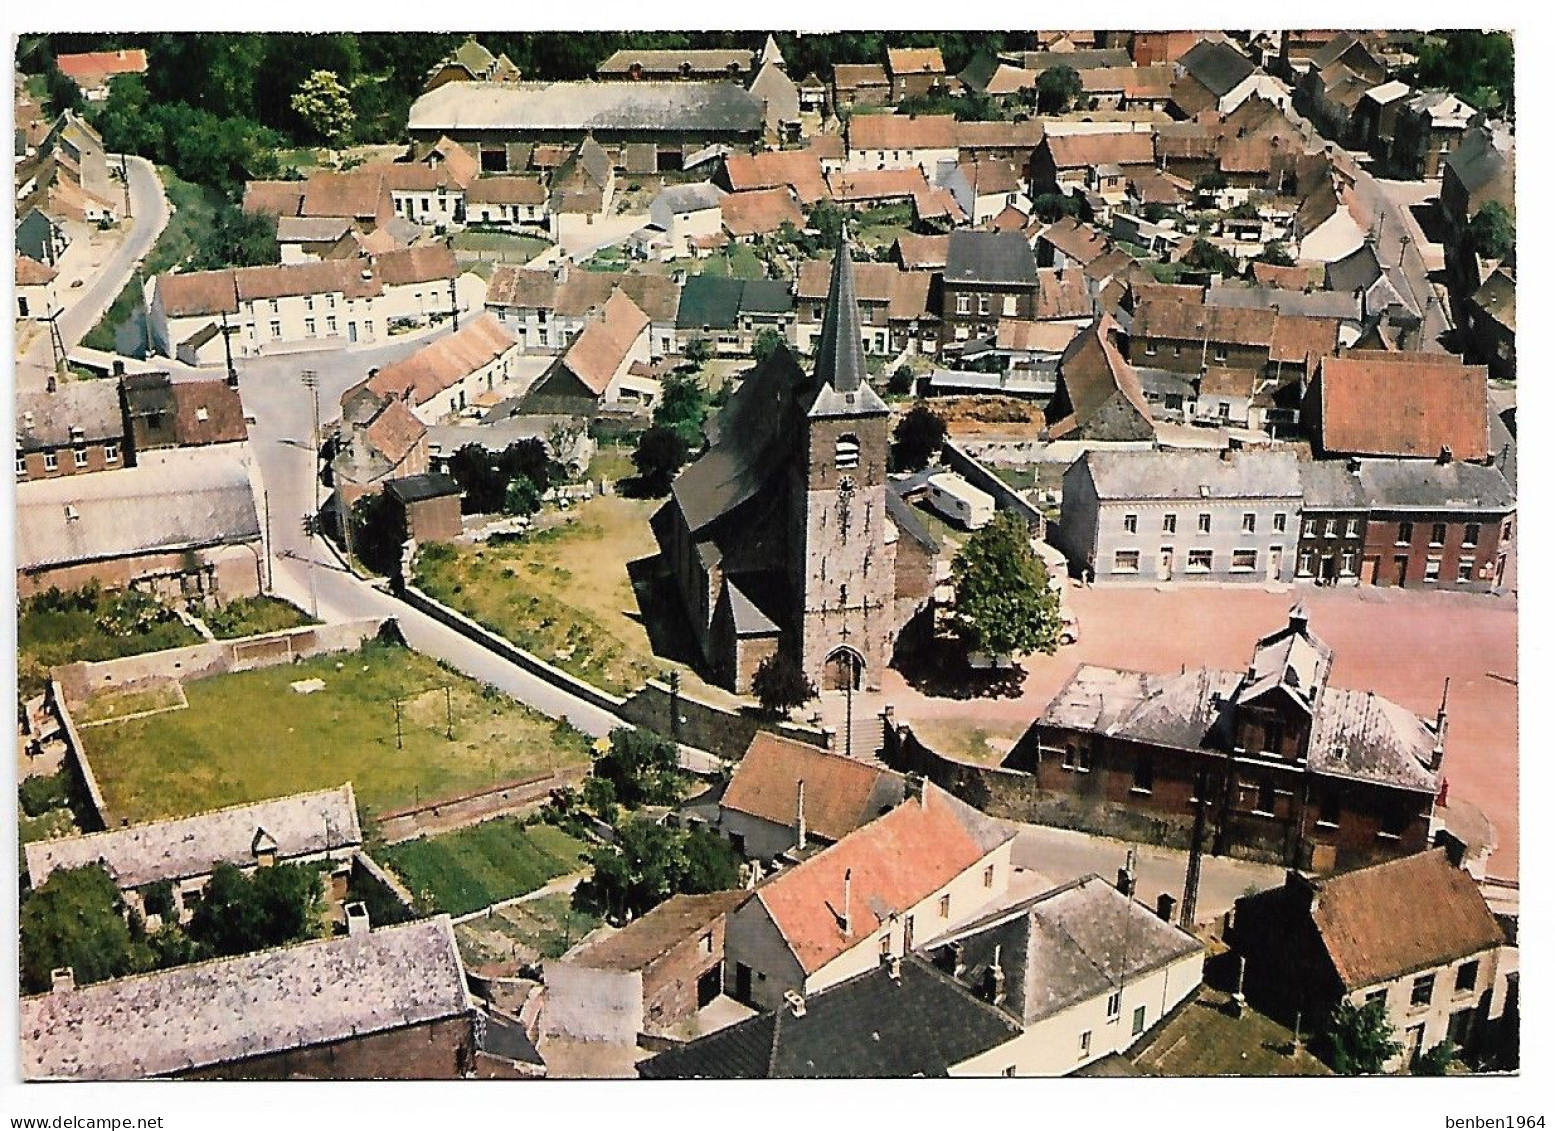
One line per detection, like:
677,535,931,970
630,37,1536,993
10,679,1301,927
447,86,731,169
1392,91,1478,181
1081,64,1175,112
1357,459,1514,591
483,263,679,358
939,230,1040,349
596,47,754,82
1294,460,1370,585
1056,448,1302,585
885,47,949,101
794,258,937,357
465,174,550,230
831,63,892,111
1028,130,1156,199
1018,605,1446,872
147,246,468,361
843,113,959,174
717,150,830,206
359,312,523,424
16,382,127,481
525,289,656,413
1354,79,1414,168
1129,293,1340,382
1440,123,1514,289
15,112,120,227
675,275,795,356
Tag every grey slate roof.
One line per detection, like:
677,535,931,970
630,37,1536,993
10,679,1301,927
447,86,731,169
929,875,1203,1026
1298,459,1369,510
1355,459,1514,512
654,181,726,214
1443,124,1513,196
408,81,765,135
945,230,1038,287
811,239,870,397
637,956,1019,1078
1308,687,1439,791
22,917,471,1081
386,471,461,504
16,447,260,570
724,580,781,635
1206,283,1359,322
24,785,361,891
675,275,793,330
17,382,124,451
1077,449,1302,502
1178,40,1256,97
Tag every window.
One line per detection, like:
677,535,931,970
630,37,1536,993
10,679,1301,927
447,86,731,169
939,894,951,919
1340,551,1356,577
1197,513,1211,534
1106,990,1122,1020
1463,523,1480,548
1144,343,1157,356
955,294,970,315
1457,558,1475,583
1062,743,1092,772
305,296,314,311
364,321,373,338
1323,518,1337,537
1163,514,1176,534
983,865,995,888
1123,513,1138,533
1132,754,1153,794
73,446,87,467
43,451,57,471
1302,518,1317,537
1187,549,1213,573
1079,1031,1092,1058
269,299,279,314
1430,523,1447,547
1424,556,1441,584
1379,807,1410,839
1317,788,1340,827
1365,988,1387,1009
1455,960,1478,994
1217,402,1231,420
327,316,337,334
699,932,714,956
1002,295,1016,316
1242,512,1256,534
1345,518,1360,538
1002,1066,1017,1077
270,319,282,339
1397,521,1413,545
1132,1005,1147,1036
1501,520,1513,543
880,934,892,959
305,318,316,337
1213,344,1227,362
1113,550,1140,574
835,434,860,469
1297,551,1314,577
1273,512,1287,533
977,295,991,316
1231,549,1258,572
1253,777,1275,815
1411,973,1435,1008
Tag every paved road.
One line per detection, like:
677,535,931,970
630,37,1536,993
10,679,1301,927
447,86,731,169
237,335,622,740
18,155,166,390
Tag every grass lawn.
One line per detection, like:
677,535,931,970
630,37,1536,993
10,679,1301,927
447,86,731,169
79,639,594,824
201,596,317,640
81,168,222,353
17,587,204,699
275,146,325,170
586,441,638,486
903,716,1029,767
72,681,187,726
413,496,734,703
453,229,553,263
695,243,767,281
455,890,604,967
380,819,589,917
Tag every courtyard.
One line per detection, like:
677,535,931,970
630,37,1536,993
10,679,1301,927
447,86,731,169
885,582,1518,879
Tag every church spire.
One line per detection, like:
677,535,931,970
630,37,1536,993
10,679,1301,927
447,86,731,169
761,33,785,69
813,231,868,395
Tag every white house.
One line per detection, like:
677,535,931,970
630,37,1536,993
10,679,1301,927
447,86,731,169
16,253,58,320
465,175,550,230
844,113,959,175
644,182,727,260
360,312,523,423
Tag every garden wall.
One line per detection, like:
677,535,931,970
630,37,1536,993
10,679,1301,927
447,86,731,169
618,680,829,762
942,441,1046,533
47,680,108,833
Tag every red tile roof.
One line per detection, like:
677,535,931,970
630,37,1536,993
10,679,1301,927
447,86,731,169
555,290,650,395
1045,131,1156,170
826,167,930,204
893,234,950,270
465,175,547,206
367,312,517,408
17,254,57,287
299,171,389,221
171,380,247,446
374,245,459,286
724,732,902,844
570,891,750,973
56,49,147,84
243,181,306,218
847,113,959,153
1268,313,1341,365
156,270,240,318
364,397,427,467
1315,351,1490,460
886,48,946,76
723,151,829,206
720,187,803,238
1033,268,1093,320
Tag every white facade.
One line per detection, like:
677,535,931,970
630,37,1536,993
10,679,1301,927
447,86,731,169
845,144,959,176
1345,944,1507,1072
390,186,465,228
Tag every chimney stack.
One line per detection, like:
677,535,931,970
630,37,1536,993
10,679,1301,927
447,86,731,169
783,989,806,1017
1156,893,1177,922
842,868,852,936
887,953,902,982
952,942,966,979
1431,678,1450,770
990,944,1007,1005
51,968,75,994
345,901,371,938
796,779,807,851
1116,847,1137,898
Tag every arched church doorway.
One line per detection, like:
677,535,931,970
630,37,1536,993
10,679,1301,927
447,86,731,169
822,647,864,692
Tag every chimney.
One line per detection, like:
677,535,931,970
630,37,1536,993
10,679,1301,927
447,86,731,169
842,868,852,936
952,941,966,979
795,779,807,851
1116,846,1137,897
1347,456,1362,474
1288,601,1309,635
1156,892,1177,922
990,944,1007,1005
783,989,806,1017
51,968,75,994
887,953,902,982
906,772,926,806
345,901,371,938
1229,954,1247,1017
1431,678,1450,770
1438,445,1453,465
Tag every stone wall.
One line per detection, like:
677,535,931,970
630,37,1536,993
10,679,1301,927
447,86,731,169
942,441,1045,533
48,681,108,833
618,680,828,762
183,1014,476,1081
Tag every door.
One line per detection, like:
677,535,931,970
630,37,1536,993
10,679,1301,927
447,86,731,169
347,321,357,343
1361,556,1380,585
697,965,722,1008
734,963,753,1005
1392,555,1410,587
1319,555,1336,583
1267,546,1283,581
823,649,863,692
903,915,915,953
1403,1023,1426,1067
1157,547,1173,580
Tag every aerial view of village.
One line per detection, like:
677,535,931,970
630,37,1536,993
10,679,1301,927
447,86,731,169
10,27,1520,1092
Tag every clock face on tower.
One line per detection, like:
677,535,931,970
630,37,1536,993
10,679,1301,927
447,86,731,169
838,476,856,494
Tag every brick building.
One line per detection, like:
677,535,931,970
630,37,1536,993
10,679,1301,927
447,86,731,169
16,383,127,481
1016,606,1446,871
1357,460,1514,591
386,472,463,544
939,231,1040,350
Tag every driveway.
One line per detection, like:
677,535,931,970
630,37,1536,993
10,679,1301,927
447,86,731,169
17,155,167,391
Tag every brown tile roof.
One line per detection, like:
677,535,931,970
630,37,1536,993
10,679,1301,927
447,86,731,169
826,167,929,204
754,785,1012,975
364,396,427,466
1038,218,1109,266
1033,268,1093,320
55,49,147,84
361,161,466,193
171,380,247,446
954,120,1046,152
555,290,650,395
299,171,388,221
720,187,803,238
990,204,1030,231
17,254,57,287
1124,64,1175,100
1306,850,1503,989
616,273,681,324
832,63,889,90
997,319,1081,353
1252,261,1323,290
485,266,558,310
1199,366,1257,397
723,151,829,206
1134,294,1277,347
427,136,481,188
367,312,517,408
1169,74,1219,118
156,269,240,318
1082,249,1134,285
374,244,459,286
243,180,306,218
847,113,958,153
798,260,927,323
465,175,547,206
805,132,846,161
893,234,950,270
886,48,946,76
233,259,381,303
570,892,750,973
1218,133,1298,176
912,187,966,225
888,270,935,322
1153,123,1219,162
1315,351,1490,460
1268,313,1341,365
1050,312,1153,438
983,64,1040,97
724,732,903,844
1045,131,1156,170
1128,170,1187,206
961,157,1022,197
530,144,572,169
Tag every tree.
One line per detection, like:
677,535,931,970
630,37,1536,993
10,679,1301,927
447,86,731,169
752,653,817,717
45,65,84,116
497,438,559,494
187,861,322,958
752,328,786,363
290,70,356,146
1468,202,1515,261
581,816,739,921
503,475,542,517
594,727,682,808
1318,999,1403,1075
350,490,408,576
1030,193,1084,222
951,512,1061,660
890,404,947,472
631,426,690,496
447,443,507,513
1195,170,1229,195
1185,237,1240,277
887,365,916,397
1036,65,1083,114
654,372,711,447
683,337,713,366
1412,1040,1456,1076
191,204,279,270
20,864,144,994
807,200,848,250
1255,241,1296,267
1409,31,1514,117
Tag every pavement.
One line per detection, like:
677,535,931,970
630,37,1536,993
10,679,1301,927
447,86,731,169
17,155,166,391
885,581,1518,880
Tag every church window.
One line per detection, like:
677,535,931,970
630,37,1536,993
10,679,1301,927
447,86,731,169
836,434,860,469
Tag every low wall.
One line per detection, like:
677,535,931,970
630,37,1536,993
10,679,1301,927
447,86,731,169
53,618,394,706
619,681,829,762
48,681,108,833
942,441,1046,533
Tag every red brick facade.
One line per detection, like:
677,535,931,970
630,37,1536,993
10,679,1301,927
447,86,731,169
1360,511,1511,591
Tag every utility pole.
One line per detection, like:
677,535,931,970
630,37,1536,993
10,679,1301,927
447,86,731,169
301,370,322,517
445,685,454,741
41,306,65,392
1180,788,1206,930
119,154,131,219
220,309,237,387
393,696,404,750
262,488,273,593
300,514,320,618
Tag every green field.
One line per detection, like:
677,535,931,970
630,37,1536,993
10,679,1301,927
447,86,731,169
201,596,316,640
452,229,553,265
455,890,603,966
695,243,766,280
79,640,594,824
17,586,203,698
380,820,589,917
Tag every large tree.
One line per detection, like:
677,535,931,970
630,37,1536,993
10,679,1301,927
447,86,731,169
594,727,682,808
631,425,690,496
350,490,408,576
582,817,740,921
290,69,356,146
187,861,323,958
890,404,947,472
20,864,145,994
951,512,1061,661
653,372,712,447
1468,202,1515,261
447,443,508,514
1035,65,1084,114
752,653,817,717
191,204,279,270
1318,999,1403,1075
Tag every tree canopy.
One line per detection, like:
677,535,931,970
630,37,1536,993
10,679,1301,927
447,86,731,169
1185,237,1240,277
1318,999,1403,1075
1468,201,1515,261
581,816,740,922
631,425,690,496
752,652,817,717
652,372,712,447
350,490,408,576
290,70,356,146
20,865,142,994
890,404,947,472
187,861,324,958
951,512,1060,660
1409,31,1514,117
1035,65,1084,114
190,204,279,270
593,727,683,808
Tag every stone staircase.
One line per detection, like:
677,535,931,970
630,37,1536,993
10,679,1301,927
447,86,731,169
817,691,886,764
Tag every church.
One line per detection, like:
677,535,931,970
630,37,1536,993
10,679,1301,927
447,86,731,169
651,240,939,695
